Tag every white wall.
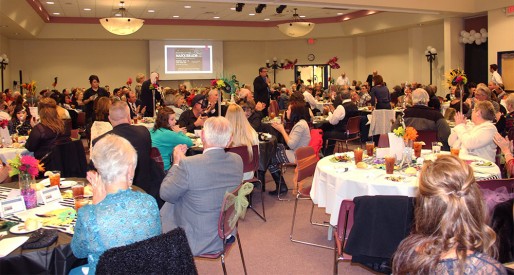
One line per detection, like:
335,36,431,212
488,8,514,65
6,23,447,93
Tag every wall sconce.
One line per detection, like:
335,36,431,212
425,46,437,84
235,3,245,12
0,54,8,92
255,4,266,14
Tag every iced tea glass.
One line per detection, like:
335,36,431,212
353,148,363,164
49,171,61,187
72,181,85,198
74,196,89,211
413,142,423,158
451,146,460,157
365,141,374,157
385,155,396,174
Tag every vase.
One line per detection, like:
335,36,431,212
402,140,413,167
19,172,37,209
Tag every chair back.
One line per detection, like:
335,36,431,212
308,129,323,160
226,145,259,174
369,109,396,136
96,228,198,275
150,147,165,171
377,134,389,148
268,100,280,116
76,111,86,128
70,129,80,140
477,179,514,193
336,200,355,255
346,116,361,136
294,146,318,184
508,128,514,142
219,184,243,239
416,130,437,149
44,140,87,178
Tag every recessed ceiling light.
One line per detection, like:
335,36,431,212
184,5,191,9
264,18,270,21
337,13,343,15
343,17,350,21
249,13,255,16
115,13,121,17
172,15,180,18
83,8,91,11
230,7,235,11
46,1,54,4
52,12,60,15
148,10,155,13
299,15,306,18
213,16,220,19
368,11,376,15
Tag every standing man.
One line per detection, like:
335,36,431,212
83,75,109,123
140,72,162,117
490,64,504,87
253,67,270,117
336,72,350,86
160,116,243,255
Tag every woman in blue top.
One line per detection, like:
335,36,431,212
150,107,193,171
70,134,161,275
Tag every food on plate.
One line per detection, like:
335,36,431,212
84,185,93,197
25,218,39,231
404,167,417,175
473,160,493,167
385,175,405,182
356,162,368,169
12,142,23,148
331,154,351,162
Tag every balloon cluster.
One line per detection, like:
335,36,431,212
459,28,488,45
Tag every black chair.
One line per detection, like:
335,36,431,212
44,140,87,178
96,228,198,275
150,147,165,171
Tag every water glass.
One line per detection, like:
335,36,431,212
431,142,441,155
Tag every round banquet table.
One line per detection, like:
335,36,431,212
310,151,501,227
0,178,145,274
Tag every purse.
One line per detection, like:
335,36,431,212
21,228,59,249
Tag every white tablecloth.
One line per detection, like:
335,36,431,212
310,151,501,226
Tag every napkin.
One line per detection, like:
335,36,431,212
0,236,30,257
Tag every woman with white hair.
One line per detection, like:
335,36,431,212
70,134,161,275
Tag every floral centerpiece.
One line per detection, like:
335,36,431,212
0,119,8,129
445,68,468,87
388,126,418,162
126,77,133,87
21,80,37,97
283,59,297,70
8,155,45,209
393,126,418,142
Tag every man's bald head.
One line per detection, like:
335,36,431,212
109,101,130,126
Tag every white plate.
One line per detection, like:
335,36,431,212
39,178,67,187
470,160,494,167
9,222,42,234
59,180,77,189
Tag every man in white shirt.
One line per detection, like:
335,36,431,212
335,72,350,86
302,88,319,111
490,64,503,86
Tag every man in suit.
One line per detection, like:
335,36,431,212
140,72,162,117
253,67,270,117
127,91,145,119
160,116,243,256
92,101,163,207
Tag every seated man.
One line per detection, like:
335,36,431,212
322,90,360,155
392,88,451,150
92,101,163,207
160,116,243,256
204,89,227,117
177,94,208,133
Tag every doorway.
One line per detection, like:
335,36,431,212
294,64,331,89
498,51,514,92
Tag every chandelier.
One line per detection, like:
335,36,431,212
99,1,144,36
277,9,315,37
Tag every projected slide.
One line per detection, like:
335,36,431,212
165,45,212,74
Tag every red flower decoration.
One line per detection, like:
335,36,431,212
283,59,297,70
126,77,133,86
327,57,340,69
0,119,8,129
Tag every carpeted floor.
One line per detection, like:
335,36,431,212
194,163,376,275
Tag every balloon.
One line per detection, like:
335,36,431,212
463,32,470,38
475,40,482,45
469,35,476,42
482,33,488,38
474,33,481,39
481,37,487,43
480,28,487,34
467,39,474,44
470,30,476,35
461,30,467,36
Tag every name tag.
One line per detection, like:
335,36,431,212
0,196,26,218
37,186,62,204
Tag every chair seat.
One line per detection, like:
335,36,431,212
298,185,312,197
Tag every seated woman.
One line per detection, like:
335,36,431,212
150,107,192,171
70,134,161,275
448,101,498,162
8,105,32,136
163,90,187,120
25,98,71,162
225,103,259,181
266,104,311,195
87,97,112,149
393,155,506,274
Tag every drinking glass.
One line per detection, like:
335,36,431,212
431,142,441,155
353,148,363,164
413,142,423,158
49,171,61,187
74,196,89,211
385,155,396,174
451,146,460,157
72,181,85,198
365,141,374,157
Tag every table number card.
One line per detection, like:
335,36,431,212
37,186,62,204
0,196,27,218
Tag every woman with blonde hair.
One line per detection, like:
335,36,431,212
225,103,259,181
393,155,505,274
26,98,71,161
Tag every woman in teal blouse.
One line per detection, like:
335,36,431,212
150,107,193,171
70,134,161,275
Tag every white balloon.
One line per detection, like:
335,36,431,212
463,32,470,38
474,33,481,39
459,37,464,43
475,40,482,45
462,38,469,44
469,35,476,42
470,30,476,35
481,37,487,43
480,28,487,34
467,39,474,44
461,30,467,36
482,33,488,38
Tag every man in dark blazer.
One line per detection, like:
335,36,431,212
126,91,145,119
140,72,162,117
92,101,163,207
253,67,271,117
160,116,243,256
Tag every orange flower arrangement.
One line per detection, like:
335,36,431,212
393,126,418,141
